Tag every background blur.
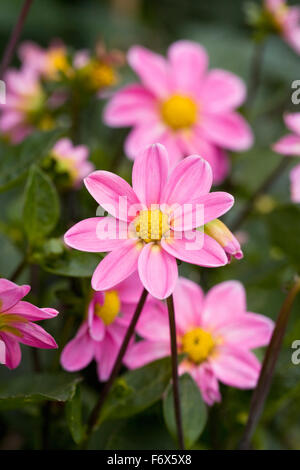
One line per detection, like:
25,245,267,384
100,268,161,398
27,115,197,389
0,0,300,450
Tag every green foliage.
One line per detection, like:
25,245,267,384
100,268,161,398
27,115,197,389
66,385,85,444
163,374,207,449
42,250,102,277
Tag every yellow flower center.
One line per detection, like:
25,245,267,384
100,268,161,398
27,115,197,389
0,314,27,336
134,209,169,243
181,327,215,364
51,152,78,184
47,49,71,79
86,61,117,90
161,94,197,130
94,290,120,326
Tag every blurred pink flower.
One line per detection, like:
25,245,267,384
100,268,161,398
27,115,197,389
273,113,300,202
104,40,253,184
64,143,236,299
265,0,300,54
50,138,94,189
125,278,274,405
0,67,53,143
60,273,143,381
0,279,58,369
19,41,70,80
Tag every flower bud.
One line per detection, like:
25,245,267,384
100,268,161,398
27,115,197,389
205,219,243,261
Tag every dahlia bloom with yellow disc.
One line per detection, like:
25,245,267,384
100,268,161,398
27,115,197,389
104,40,253,184
60,272,143,380
64,143,236,299
125,278,274,405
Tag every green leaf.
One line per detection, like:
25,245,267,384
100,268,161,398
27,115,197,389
99,357,172,425
265,205,300,267
0,129,61,192
0,373,82,410
42,250,102,277
23,165,60,244
163,373,207,449
66,385,85,444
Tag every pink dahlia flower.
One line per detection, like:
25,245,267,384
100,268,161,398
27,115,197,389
0,279,58,369
273,113,300,202
103,40,253,184
125,278,274,405
265,0,300,54
60,272,143,381
64,143,239,300
49,138,94,189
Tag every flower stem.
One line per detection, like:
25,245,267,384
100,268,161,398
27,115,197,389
0,0,34,79
246,41,265,109
83,288,148,444
166,294,185,450
231,156,290,232
238,277,300,450
10,256,27,282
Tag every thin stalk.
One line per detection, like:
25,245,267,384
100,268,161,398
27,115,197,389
83,288,148,444
246,41,265,109
166,295,184,450
231,156,290,232
0,0,34,79
238,277,300,450
10,256,27,282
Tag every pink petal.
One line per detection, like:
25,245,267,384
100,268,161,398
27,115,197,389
210,346,260,389
95,333,120,381
194,363,221,405
127,46,169,98
132,143,169,206
168,40,208,94
124,339,169,370
124,122,166,160
11,322,57,349
64,217,128,252
103,83,157,126
1,333,21,369
138,243,178,299
217,313,274,349
116,271,144,304
161,232,228,268
91,240,140,291
162,155,213,206
273,134,300,156
0,279,30,313
60,323,95,371
88,298,106,341
135,298,169,341
200,69,246,112
202,281,246,328
172,277,204,334
284,113,300,135
290,163,300,202
84,171,139,222
201,111,253,151
5,301,58,321
0,339,5,364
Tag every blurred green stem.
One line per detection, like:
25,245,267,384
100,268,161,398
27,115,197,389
246,41,265,109
82,288,148,447
10,256,28,282
238,277,300,450
167,295,184,450
0,0,34,79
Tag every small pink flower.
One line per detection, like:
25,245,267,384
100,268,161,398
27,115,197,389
265,0,300,54
64,143,237,299
0,278,58,369
60,273,143,381
125,278,274,405
273,113,300,202
50,138,94,189
103,40,253,184
19,41,70,80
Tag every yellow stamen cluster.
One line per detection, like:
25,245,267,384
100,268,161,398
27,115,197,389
0,314,27,336
47,49,71,79
134,209,169,243
94,290,120,326
161,94,197,130
181,327,215,364
86,61,117,91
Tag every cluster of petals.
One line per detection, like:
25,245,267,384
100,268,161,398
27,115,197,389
104,40,253,184
265,0,300,54
273,113,300,202
64,143,240,299
0,279,58,369
125,278,274,405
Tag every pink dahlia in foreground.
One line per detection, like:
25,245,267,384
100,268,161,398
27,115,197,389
64,143,239,299
0,279,58,369
47,138,94,189
273,113,300,202
125,278,274,405
104,40,253,184
60,273,143,381
264,0,300,54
